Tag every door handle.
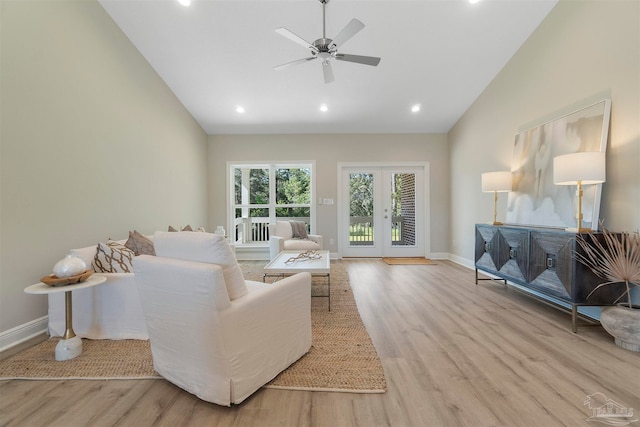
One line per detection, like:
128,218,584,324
384,215,388,219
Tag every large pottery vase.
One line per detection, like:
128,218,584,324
600,304,640,352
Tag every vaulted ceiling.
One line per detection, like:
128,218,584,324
99,0,558,134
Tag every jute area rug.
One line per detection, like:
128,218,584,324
0,261,386,394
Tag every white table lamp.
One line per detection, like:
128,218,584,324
482,171,512,225
553,151,606,232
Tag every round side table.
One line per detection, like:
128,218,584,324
25,275,107,361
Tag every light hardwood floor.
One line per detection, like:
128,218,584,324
1,260,638,427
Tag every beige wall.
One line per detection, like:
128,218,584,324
449,0,640,265
208,134,450,255
0,1,208,337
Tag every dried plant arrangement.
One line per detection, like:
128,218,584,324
575,221,640,309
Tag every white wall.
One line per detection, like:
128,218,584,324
0,0,208,342
208,134,450,256
449,0,640,266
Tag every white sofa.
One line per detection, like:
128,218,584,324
268,221,323,260
47,239,148,340
134,231,312,406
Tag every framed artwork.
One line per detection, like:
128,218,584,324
506,99,611,230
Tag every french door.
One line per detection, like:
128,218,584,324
340,165,425,258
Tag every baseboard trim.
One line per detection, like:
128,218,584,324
429,252,450,260
0,316,48,353
448,253,474,269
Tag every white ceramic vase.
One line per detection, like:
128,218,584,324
53,254,87,278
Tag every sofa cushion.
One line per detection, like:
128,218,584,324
93,240,134,273
125,230,156,256
274,221,293,240
153,231,247,300
284,239,321,251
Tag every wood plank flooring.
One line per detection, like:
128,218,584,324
1,260,638,427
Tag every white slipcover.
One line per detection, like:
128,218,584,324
133,233,311,406
153,231,247,300
268,221,323,260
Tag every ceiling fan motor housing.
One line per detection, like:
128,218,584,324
313,38,335,60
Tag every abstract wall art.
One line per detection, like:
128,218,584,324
506,99,611,230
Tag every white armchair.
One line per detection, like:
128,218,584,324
268,221,323,260
133,231,311,406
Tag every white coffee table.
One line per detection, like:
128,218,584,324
263,250,331,310
25,274,107,361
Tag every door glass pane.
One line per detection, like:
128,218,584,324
391,173,416,247
349,173,374,246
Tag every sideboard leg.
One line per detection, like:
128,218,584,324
572,305,578,333
475,269,508,286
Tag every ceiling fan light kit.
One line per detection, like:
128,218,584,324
274,0,381,84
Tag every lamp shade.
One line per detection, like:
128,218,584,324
553,151,606,185
481,171,512,192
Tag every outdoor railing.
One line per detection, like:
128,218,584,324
231,215,408,246
232,217,311,244
349,216,406,245
350,216,374,245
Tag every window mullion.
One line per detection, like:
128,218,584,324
269,165,276,224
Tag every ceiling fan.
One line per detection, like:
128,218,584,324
274,0,381,84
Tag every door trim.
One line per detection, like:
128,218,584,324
337,162,430,258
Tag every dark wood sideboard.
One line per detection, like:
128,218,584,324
474,224,625,332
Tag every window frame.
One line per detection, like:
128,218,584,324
227,161,316,246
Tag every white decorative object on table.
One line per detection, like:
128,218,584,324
52,254,87,278
215,226,226,236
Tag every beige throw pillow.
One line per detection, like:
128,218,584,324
125,230,155,256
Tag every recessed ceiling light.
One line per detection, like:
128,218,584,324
177,0,191,6
411,104,421,113
320,104,328,112
236,106,245,114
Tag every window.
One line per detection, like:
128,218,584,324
229,163,314,245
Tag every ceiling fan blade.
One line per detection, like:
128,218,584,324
328,18,365,50
274,57,317,71
322,61,335,84
335,53,381,67
275,27,318,53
